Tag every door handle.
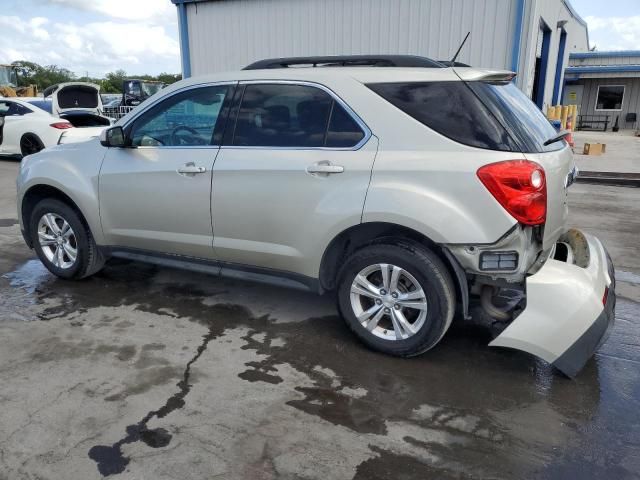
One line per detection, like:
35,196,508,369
177,162,206,175
306,163,344,175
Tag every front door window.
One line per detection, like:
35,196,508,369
129,86,230,147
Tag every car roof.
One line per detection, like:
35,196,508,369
20,97,51,103
163,66,514,95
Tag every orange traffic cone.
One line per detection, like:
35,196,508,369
565,120,575,148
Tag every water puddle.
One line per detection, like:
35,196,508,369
616,269,640,286
0,258,638,478
0,218,18,227
3,259,53,294
89,322,221,476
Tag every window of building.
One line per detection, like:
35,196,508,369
595,85,625,111
231,83,365,148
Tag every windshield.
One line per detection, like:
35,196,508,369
0,66,18,87
141,82,163,97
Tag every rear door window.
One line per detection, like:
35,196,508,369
231,83,366,148
0,101,32,116
326,102,365,148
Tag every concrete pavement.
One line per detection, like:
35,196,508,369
1,159,639,479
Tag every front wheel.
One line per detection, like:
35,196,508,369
29,198,104,279
337,242,456,357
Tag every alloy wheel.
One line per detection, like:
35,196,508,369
37,213,78,269
349,263,428,341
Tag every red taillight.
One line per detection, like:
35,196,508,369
602,287,609,306
477,160,546,225
50,122,73,129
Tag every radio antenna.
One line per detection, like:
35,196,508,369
451,32,471,63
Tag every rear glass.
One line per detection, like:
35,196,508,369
367,81,562,153
58,86,99,109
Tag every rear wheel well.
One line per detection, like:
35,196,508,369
319,222,462,297
21,185,86,247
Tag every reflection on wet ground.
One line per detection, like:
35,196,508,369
1,257,640,479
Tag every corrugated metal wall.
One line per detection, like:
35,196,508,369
186,0,516,76
519,0,590,108
574,78,640,128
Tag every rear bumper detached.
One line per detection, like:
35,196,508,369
490,228,616,378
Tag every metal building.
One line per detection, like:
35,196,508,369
171,0,589,110
563,51,640,131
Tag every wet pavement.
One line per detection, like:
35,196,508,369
1,159,639,479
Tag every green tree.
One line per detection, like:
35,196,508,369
9,60,181,93
156,72,182,84
10,60,75,90
102,69,127,93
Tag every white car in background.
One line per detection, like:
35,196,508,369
0,96,108,159
30,81,112,128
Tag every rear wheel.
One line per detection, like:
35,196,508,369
20,134,45,157
337,242,455,357
29,198,104,279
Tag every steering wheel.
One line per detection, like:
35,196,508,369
170,125,207,146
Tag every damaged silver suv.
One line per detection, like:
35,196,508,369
16,55,615,377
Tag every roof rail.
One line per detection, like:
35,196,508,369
243,55,445,70
437,60,471,67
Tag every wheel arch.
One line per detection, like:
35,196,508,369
21,184,90,248
319,222,467,316
20,132,44,149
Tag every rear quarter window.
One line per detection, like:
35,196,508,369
466,82,564,153
367,81,562,153
367,81,519,152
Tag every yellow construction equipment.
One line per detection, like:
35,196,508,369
0,64,38,97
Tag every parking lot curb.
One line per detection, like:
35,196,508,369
577,171,640,188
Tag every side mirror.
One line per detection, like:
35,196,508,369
100,126,126,147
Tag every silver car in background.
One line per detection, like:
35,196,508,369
15,55,615,377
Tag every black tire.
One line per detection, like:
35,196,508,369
29,198,105,280
337,241,456,357
20,134,45,157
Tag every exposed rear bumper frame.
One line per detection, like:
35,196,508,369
489,228,615,378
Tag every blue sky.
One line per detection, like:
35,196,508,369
0,0,638,78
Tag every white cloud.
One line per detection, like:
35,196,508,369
585,15,640,50
0,15,180,76
45,0,175,24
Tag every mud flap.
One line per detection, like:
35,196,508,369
489,230,615,378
